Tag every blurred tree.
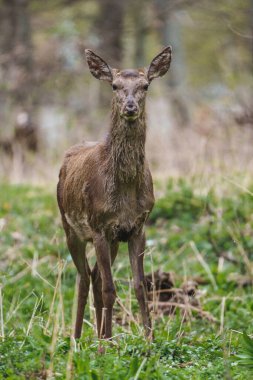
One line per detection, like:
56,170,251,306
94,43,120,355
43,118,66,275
94,0,125,66
130,0,147,67
182,0,253,125
0,0,38,153
183,0,252,88
154,0,191,126
0,0,33,103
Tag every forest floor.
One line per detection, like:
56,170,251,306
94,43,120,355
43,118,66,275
0,178,252,379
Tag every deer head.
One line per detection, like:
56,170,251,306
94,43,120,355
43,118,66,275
85,47,172,121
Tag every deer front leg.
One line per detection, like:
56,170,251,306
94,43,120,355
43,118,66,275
93,234,116,339
91,241,119,338
128,231,152,339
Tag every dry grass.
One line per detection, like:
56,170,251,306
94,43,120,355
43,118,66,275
1,98,253,188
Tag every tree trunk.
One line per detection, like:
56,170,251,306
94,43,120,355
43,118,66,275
154,0,191,126
0,0,38,156
95,0,125,67
131,0,147,67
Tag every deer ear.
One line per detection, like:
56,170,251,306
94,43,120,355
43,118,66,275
147,46,172,83
85,49,113,83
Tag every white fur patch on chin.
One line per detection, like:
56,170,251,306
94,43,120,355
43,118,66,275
121,114,139,122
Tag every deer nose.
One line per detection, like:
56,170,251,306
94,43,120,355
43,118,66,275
125,101,137,114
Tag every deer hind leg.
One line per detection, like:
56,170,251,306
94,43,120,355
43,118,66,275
91,263,103,338
91,241,118,338
93,234,117,339
128,232,152,339
66,230,91,339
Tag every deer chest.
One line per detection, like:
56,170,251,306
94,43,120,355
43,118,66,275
101,208,149,242
97,195,151,242
64,177,154,243
89,182,154,241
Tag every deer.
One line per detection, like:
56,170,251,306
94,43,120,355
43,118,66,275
57,46,172,341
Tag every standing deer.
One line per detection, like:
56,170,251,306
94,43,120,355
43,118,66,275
57,46,172,340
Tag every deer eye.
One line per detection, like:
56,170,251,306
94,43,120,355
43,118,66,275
112,84,118,91
143,84,149,91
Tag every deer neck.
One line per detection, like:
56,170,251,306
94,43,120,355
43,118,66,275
106,99,146,186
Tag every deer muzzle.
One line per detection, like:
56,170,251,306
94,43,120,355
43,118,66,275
122,99,139,121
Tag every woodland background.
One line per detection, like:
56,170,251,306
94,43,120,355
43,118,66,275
0,0,252,183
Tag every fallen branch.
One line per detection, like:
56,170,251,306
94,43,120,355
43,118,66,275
149,301,218,323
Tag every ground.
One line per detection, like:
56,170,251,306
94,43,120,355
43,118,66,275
0,178,252,379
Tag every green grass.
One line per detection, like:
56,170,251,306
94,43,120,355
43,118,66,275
0,179,252,379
